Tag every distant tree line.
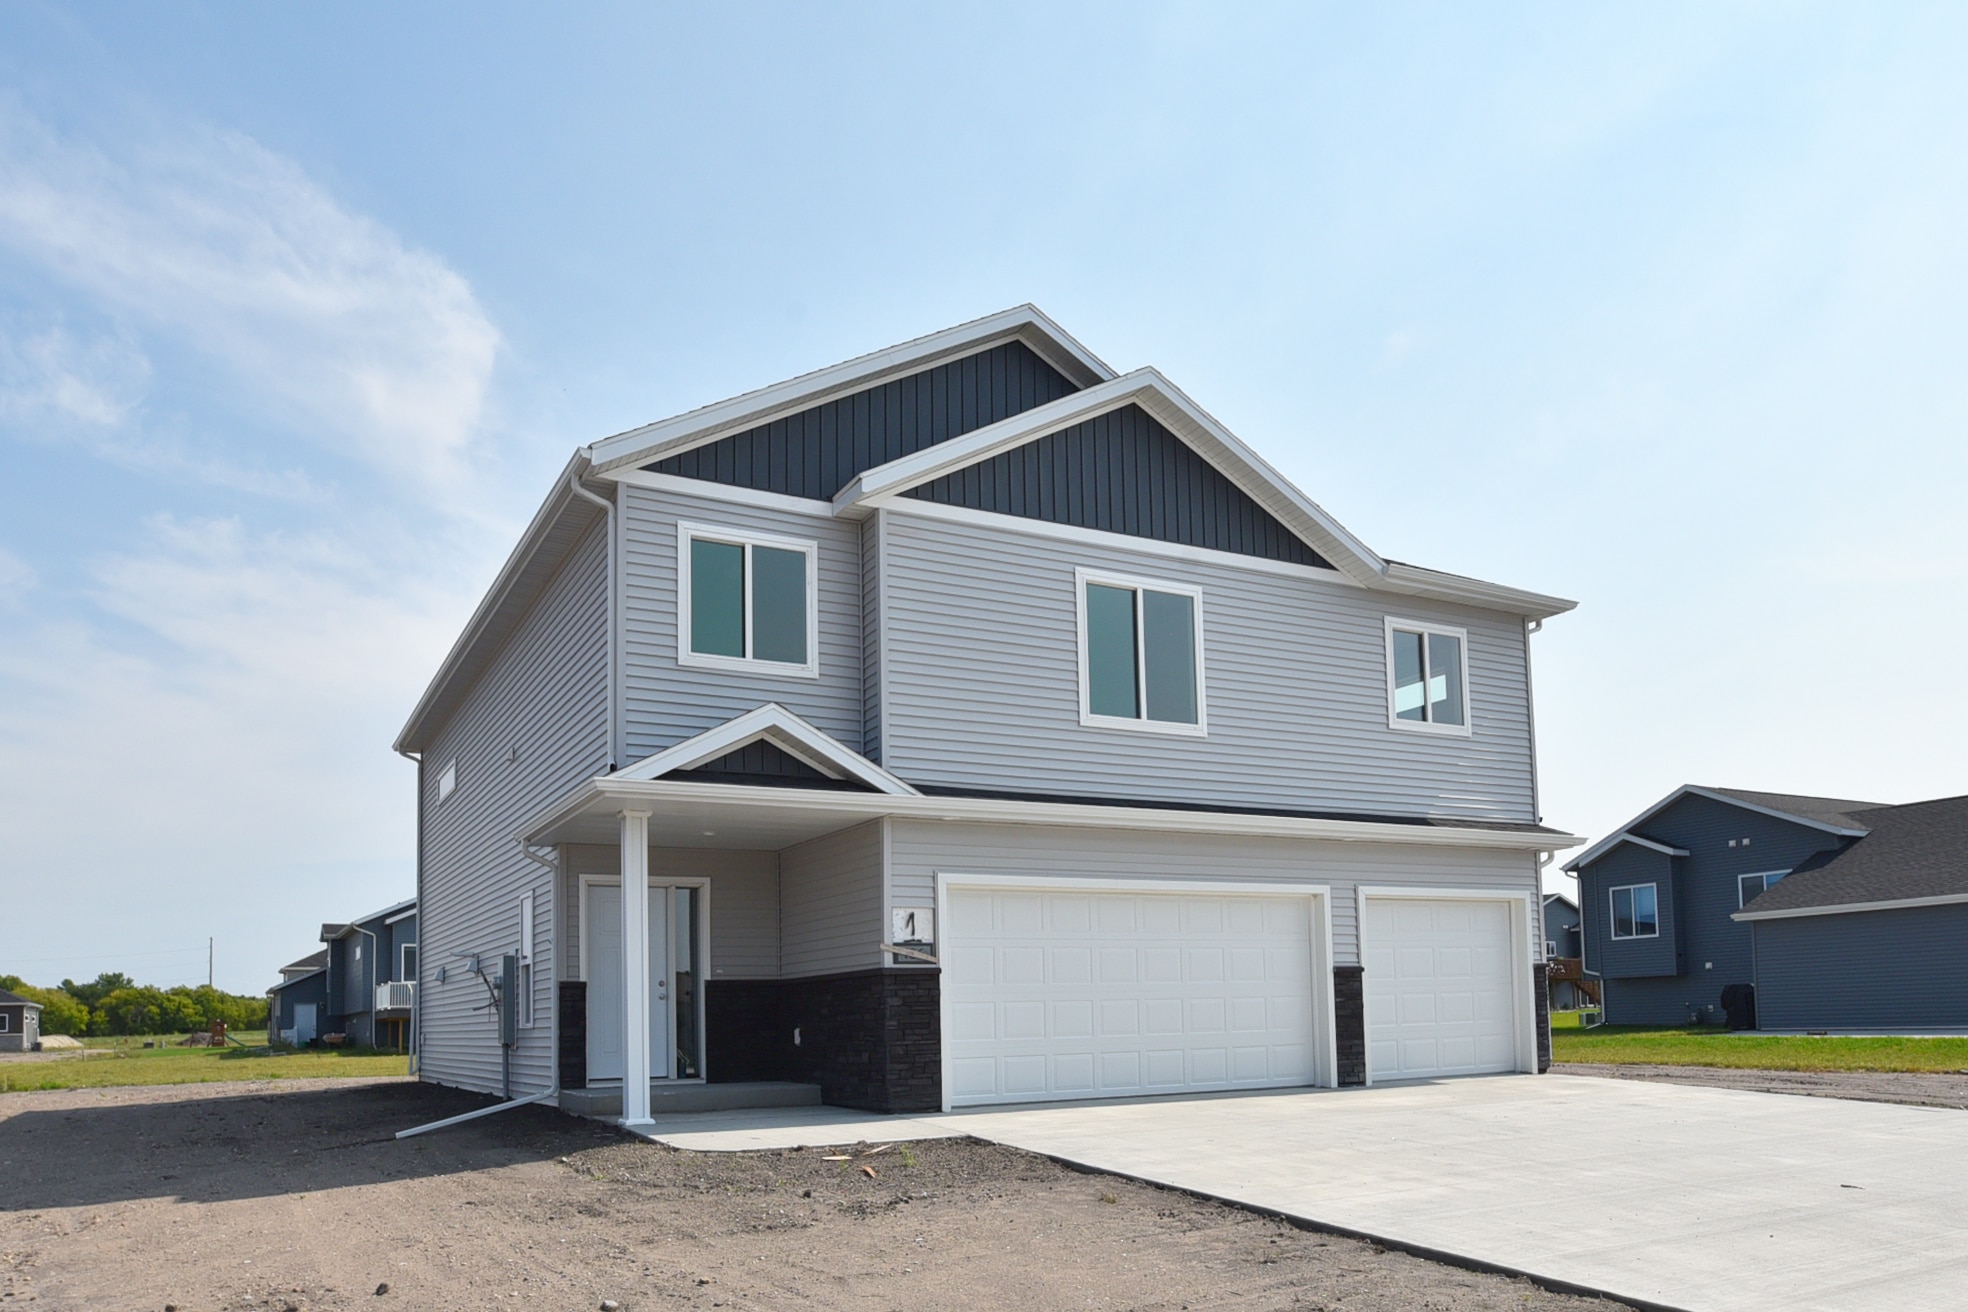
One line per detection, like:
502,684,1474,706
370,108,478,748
0,972,270,1036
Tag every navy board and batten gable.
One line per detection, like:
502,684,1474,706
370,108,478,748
394,306,1582,1120
1570,786,1968,1031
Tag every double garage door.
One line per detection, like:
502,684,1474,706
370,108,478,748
943,883,1524,1108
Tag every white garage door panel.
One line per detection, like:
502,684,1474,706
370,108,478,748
945,887,1318,1107
1365,897,1518,1081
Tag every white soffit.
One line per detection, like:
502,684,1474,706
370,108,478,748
584,305,1115,477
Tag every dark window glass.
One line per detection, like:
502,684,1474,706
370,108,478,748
1392,630,1426,721
1085,583,1139,718
1142,590,1198,724
1611,887,1635,938
750,545,807,665
1427,631,1464,726
690,538,745,657
1632,885,1658,935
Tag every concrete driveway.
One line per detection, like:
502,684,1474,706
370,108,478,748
642,1074,1968,1312
950,1075,1968,1312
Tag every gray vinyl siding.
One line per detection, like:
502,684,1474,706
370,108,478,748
619,481,865,760
780,820,884,977
1753,904,1968,1030
419,516,610,1097
887,819,1539,968
862,512,885,764
559,845,781,982
878,509,1536,821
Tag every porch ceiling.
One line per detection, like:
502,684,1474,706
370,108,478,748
529,784,889,851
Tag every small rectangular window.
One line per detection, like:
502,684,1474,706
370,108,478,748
1077,570,1205,735
400,942,418,981
0,1013,10,1033
678,524,818,676
1385,619,1471,734
1610,883,1659,939
437,759,457,802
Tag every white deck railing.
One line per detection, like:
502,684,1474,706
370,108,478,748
375,980,415,1012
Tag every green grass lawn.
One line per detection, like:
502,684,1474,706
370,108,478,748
1549,1013,1968,1073
0,1033,409,1092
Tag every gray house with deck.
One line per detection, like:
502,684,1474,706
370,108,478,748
394,307,1582,1121
268,903,417,1048
1567,787,1968,1030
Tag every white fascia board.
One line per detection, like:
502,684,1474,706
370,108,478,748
584,306,1116,476
1379,562,1577,622
1563,784,1869,872
394,450,598,754
609,703,921,796
384,906,418,926
1733,892,1968,922
520,776,1582,853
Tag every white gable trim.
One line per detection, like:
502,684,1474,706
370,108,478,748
585,306,1114,476
611,703,920,797
1565,785,1871,872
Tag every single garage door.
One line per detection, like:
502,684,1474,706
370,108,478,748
1363,896,1520,1081
944,885,1323,1107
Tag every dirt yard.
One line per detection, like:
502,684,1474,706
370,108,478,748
1556,1062,1968,1109
0,1078,1635,1312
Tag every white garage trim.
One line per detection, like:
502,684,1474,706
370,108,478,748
936,873,1337,1111
1355,886,1538,1086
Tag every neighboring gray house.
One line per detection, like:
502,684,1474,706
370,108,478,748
1567,787,1968,1030
0,988,41,1052
393,307,1582,1121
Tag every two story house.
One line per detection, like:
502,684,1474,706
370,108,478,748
394,307,1581,1121
268,901,418,1049
1568,785,1968,1030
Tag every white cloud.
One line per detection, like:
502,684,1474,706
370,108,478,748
0,103,500,494
0,323,150,428
0,546,33,607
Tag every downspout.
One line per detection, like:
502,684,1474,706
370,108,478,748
564,466,618,772
397,747,423,1075
354,923,381,1047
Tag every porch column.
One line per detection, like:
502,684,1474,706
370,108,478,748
619,809,652,1126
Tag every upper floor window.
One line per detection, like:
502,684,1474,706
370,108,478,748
1610,883,1659,939
677,523,818,678
1075,569,1205,735
437,759,457,802
1738,870,1789,907
1385,619,1470,735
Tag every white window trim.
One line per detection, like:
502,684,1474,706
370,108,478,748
518,892,536,1029
399,942,417,981
1383,617,1473,737
0,1012,9,1033
437,759,457,802
1073,567,1208,737
1609,882,1661,940
1737,869,1791,909
675,521,821,679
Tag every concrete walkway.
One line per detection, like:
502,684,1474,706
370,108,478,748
637,1074,1968,1312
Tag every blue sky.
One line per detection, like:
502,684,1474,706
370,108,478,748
1,4,1963,992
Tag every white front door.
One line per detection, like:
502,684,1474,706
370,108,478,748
585,880,671,1083
293,1003,316,1045
943,885,1323,1108
1363,896,1519,1081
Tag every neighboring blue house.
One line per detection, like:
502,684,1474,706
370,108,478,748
1540,893,1592,1010
269,949,329,1045
267,900,418,1049
320,899,419,1049
1566,787,1968,1030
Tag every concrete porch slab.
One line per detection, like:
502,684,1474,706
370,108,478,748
558,1080,821,1119
625,1104,964,1151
